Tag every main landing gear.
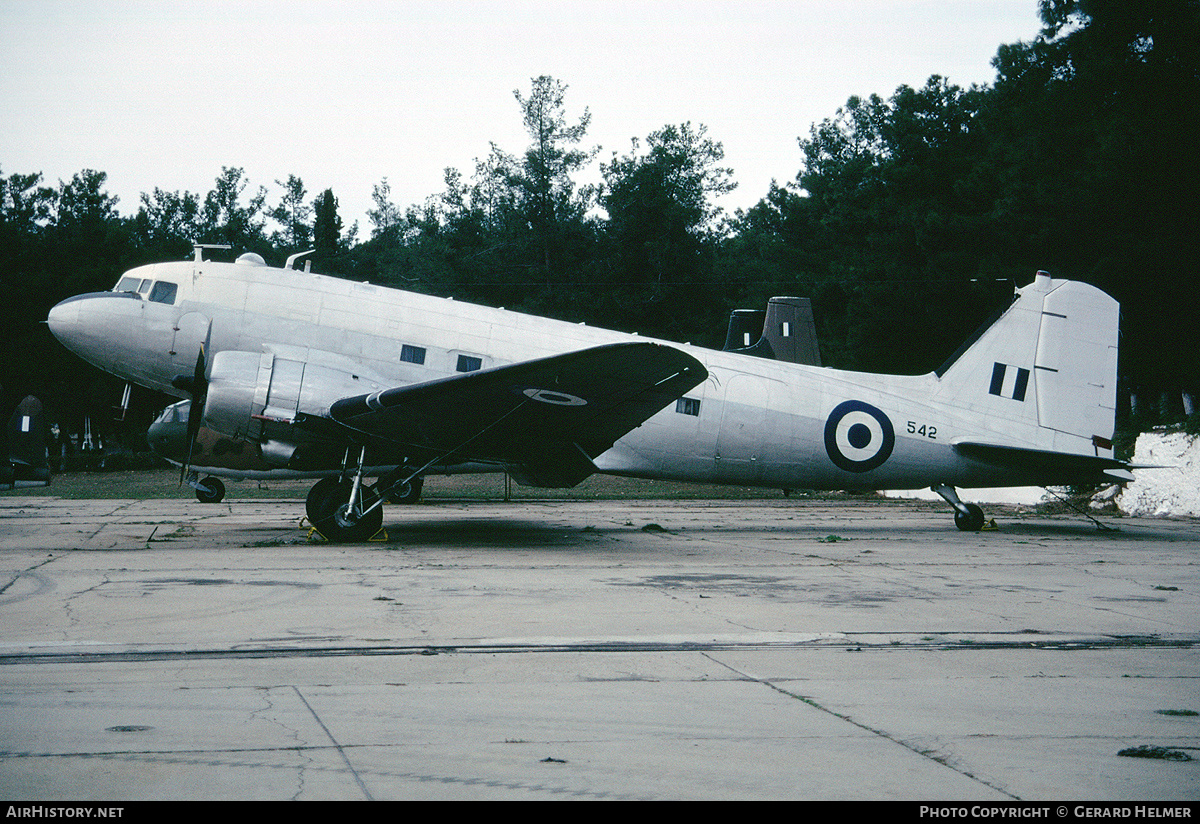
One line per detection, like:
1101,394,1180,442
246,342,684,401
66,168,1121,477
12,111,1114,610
931,483,987,532
186,471,226,504
307,476,383,543
304,452,425,542
195,476,226,503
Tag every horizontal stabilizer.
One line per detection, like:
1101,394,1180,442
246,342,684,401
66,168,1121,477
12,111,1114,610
952,441,1135,485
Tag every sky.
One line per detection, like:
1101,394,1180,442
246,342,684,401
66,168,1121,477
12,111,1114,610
2,0,1045,236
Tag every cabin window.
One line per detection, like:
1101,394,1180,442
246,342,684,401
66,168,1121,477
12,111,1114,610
149,281,178,305
456,355,482,373
675,397,701,416
401,344,426,365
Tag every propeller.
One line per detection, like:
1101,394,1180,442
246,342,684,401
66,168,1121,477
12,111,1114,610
170,345,208,484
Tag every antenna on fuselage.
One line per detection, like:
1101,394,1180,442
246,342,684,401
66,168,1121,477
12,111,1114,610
192,243,231,263
284,249,315,270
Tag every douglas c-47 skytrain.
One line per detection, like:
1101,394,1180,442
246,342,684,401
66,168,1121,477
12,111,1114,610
47,245,1134,541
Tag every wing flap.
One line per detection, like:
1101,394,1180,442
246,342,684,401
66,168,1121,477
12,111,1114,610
328,342,707,485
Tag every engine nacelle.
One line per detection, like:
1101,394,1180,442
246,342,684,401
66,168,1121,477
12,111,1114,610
203,350,388,466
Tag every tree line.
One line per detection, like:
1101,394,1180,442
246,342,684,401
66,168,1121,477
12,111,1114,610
2,0,1197,459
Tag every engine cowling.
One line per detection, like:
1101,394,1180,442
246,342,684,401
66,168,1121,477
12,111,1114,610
203,350,388,466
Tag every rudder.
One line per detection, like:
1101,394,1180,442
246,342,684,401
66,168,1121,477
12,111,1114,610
933,272,1120,456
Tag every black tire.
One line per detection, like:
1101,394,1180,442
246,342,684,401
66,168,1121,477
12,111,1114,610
196,476,225,504
385,476,423,505
309,482,383,542
306,477,345,523
954,503,986,532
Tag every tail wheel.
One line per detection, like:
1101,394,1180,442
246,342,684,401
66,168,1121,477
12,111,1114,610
954,503,986,532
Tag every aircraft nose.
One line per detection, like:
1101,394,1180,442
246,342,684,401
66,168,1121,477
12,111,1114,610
147,418,188,461
46,296,80,344
45,290,150,384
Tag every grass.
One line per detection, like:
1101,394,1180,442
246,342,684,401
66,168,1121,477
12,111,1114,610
1,467,869,502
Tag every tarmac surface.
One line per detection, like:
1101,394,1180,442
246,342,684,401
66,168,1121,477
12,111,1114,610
0,494,1197,801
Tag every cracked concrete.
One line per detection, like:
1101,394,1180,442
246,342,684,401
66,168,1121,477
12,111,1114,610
0,495,1197,800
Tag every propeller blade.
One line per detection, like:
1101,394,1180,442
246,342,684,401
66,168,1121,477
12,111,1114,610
174,346,208,484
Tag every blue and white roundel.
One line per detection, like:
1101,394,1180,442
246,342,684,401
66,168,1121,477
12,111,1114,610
824,400,895,473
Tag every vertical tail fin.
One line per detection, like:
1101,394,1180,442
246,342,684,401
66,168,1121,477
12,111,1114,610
723,309,766,351
7,395,50,486
933,272,1120,456
722,297,822,366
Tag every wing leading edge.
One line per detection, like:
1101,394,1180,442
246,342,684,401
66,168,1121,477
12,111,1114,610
328,342,707,487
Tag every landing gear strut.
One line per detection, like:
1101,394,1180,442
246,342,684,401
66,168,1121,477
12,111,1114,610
376,466,424,505
308,480,382,542
931,483,986,532
305,448,384,542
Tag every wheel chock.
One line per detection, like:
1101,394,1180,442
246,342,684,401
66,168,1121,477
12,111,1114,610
300,518,328,542
300,517,385,543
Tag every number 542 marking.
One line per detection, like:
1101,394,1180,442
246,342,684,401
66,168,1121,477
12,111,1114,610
907,421,937,439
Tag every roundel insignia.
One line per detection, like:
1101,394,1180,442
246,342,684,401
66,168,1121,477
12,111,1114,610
824,400,895,473
522,387,588,406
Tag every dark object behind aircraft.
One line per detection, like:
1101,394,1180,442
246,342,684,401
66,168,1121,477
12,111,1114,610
3,396,50,488
723,297,821,366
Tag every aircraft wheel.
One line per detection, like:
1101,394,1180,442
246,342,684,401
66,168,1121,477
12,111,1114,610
306,477,345,522
386,476,423,505
954,503,985,532
195,476,225,504
310,483,383,542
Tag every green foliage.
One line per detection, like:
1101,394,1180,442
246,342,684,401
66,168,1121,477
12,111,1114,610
133,187,201,260
594,122,737,342
201,166,269,253
312,188,344,263
270,174,311,251
1185,412,1200,438
7,3,1198,446
988,0,1200,390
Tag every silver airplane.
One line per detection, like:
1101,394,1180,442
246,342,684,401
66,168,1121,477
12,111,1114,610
143,293,825,505
47,245,1132,541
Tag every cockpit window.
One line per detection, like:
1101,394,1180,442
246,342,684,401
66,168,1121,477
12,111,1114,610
112,277,178,304
149,281,178,305
154,403,189,424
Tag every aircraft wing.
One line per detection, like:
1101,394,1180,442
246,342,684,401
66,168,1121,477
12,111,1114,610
952,441,1136,484
326,342,707,487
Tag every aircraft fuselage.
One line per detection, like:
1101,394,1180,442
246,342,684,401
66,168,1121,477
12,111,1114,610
47,255,1112,494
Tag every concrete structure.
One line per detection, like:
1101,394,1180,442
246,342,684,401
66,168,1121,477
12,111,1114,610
1,496,1197,800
